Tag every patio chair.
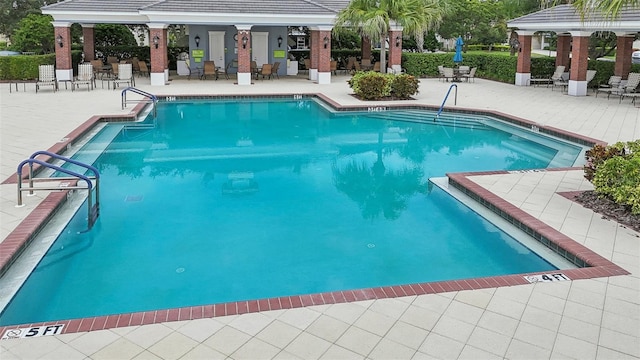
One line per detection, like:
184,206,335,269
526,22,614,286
437,65,445,82
361,58,373,71
111,63,134,90
90,59,109,80
251,61,259,79
271,61,280,79
372,61,380,72
462,67,477,83
345,57,357,74
36,64,57,93
595,75,622,98
458,65,470,75
217,61,231,80
330,60,337,75
442,67,455,82
72,63,94,91
302,58,311,74
260,64,272,80
138,61,149,77
202,61,218,80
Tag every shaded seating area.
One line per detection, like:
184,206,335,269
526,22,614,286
36,64,57,93
259,64,272,80
72,63,94,91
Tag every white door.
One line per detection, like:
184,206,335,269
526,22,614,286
251,32,269,68
208,31,225,68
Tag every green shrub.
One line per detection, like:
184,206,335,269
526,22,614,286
390,74,419,99
348,71,391,100
348,71,419,100
585,140,640,215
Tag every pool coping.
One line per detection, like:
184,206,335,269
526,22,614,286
0,94,628,337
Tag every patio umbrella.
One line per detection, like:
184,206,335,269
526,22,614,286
453,36,464,64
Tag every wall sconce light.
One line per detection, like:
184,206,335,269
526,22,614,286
395,35,401,48
152,34,160,49
56,34,63,48
277,35,283,48
323,36,329,49
242,35,248,49
194,35,200,48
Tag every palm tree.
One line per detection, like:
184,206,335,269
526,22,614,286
571,0,638,19
335,0,448,73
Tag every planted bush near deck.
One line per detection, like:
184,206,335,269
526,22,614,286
584,140,640,215
348,71,419,100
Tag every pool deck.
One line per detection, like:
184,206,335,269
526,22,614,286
1,74,638,359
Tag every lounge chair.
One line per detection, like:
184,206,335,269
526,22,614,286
613,72,640,103
111,63,134,90
72,63,94,91
462,67,477,83
202,61,218,80
36,64,57,93
596,75,622,98
549,65,566,90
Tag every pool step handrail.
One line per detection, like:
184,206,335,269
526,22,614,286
17,150,100,231
435,84,458,121
121,87,157,117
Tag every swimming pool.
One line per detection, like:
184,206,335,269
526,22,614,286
0,97,590,326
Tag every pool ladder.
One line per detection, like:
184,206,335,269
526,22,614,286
16,151,100,231
434,84,458,121
121,87,157,117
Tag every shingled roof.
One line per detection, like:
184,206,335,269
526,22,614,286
507,4,640,34
42,0,351,26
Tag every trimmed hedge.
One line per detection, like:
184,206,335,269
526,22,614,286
402,52,640,85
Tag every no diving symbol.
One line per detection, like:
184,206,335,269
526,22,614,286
4,329,22,339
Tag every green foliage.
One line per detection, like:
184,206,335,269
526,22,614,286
0,41,7,50
438,0,508,46
0,0,62,37
0,54,55,80
10,13,54,54
584,142,631,181
585,140,640,215
390,74,419,99
95,24,138,47
349,71,391,100
348,71,419,100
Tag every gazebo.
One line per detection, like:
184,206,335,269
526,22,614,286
507,4,640,96
41,0,405,87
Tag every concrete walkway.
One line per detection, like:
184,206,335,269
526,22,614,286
0,74,638,359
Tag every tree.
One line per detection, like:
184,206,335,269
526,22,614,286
94,24,138,47
335,0,447,73
438,0,507,47
10,13,54,53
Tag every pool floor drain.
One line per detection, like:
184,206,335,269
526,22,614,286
176,267,185,273
367,243,375,248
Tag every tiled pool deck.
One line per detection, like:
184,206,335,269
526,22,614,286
1,75,638,359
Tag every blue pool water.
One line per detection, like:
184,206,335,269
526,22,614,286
0,98,585,326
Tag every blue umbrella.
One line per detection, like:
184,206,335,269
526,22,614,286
453,36,464,63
